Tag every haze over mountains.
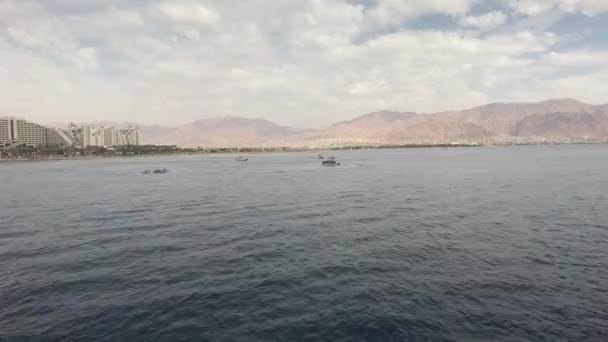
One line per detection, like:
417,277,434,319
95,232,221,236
48,99,608,147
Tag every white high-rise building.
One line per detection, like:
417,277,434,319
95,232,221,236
81,125,90,148
0,118,140,149
79,125,139,147
122,127,139,146
0,117,74,148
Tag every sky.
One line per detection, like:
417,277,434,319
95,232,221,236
0,0,607,128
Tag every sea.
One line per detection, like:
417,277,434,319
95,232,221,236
1,145,607,341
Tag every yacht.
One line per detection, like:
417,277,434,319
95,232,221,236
143,168,169,174
322,159,340,166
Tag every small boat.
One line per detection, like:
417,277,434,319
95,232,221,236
322,159,340,166
235,156,248,162
143,168,169,174
316,154,325,159
327,156,336,160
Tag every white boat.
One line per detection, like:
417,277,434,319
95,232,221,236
322,159,340,166
143,168,169,174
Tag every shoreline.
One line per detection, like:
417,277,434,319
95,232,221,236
1,142,605,162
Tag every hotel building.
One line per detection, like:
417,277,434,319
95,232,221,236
0,117,74,148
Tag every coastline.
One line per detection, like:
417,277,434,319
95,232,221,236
1,141,604,162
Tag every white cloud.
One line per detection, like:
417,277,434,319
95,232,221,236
367,0,476,26
508,0,608,16
154,1,221,26
0,0,99,69
0,0,607,128
91,7,145,30
560,0,608,15
460,11,508,29
509,0,557,16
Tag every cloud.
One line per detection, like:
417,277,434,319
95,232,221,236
508,0,557,16
460,11,508,29
154,1,221,26
0,0,99,69
90,7,145,31
367,0,476,26
0,0,607,128
508,0,608,16
560,0,608,15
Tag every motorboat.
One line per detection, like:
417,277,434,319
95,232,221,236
327,156,336,160
322,159,340,166
143,168,169,174
235,156,249,162
316,154,325,159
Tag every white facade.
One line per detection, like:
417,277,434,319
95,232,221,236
0,117,73,148
0,118,140,148
80,125,139,147
122,127,139,146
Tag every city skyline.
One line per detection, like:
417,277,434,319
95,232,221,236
7,97,608,149
0,0,607,128
2,96,608,147
0,117,140,148
0,117,74,148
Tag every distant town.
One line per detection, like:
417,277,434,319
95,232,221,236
0,117,309,160
0,117,144,159
2,97,608,160
1,117,138,148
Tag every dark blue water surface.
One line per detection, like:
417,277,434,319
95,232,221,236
1,145,608,341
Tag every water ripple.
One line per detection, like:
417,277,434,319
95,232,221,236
1,146,608,341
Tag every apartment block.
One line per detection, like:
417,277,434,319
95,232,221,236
0,117,73,148
79,125,139,147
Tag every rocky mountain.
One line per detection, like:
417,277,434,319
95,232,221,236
141,116,307,147
312,111,418,141
384,114,492,144
42,99,608,147
459,99,596,136
300,99,608,146
513,112,608,139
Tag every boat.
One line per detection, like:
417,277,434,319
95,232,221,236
142,168,169,174
316,154,325,159
322,159,340,166
235,156,248,162
327,156,336,160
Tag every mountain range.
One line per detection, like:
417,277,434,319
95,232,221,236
48,99,608,147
